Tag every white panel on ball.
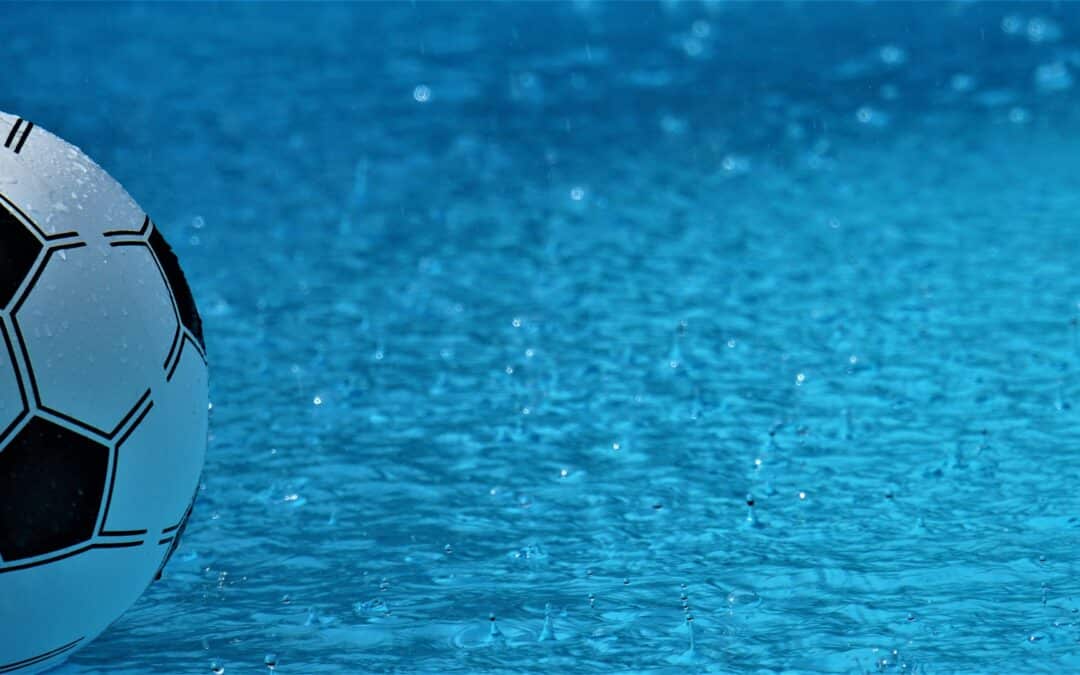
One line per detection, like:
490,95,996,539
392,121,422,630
104,343,208,535
14,243,178,435
0,112,146,240
0,544,166,672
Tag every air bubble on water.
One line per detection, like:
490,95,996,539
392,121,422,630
570,186,585,201
726,588,761,609
263,654,278,671
1002,14,1023,35
210,662,224,675
413,85,431,102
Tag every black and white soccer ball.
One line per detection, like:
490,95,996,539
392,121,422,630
0,112,208,673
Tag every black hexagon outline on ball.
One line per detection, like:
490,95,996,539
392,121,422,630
8,236,180,438
7,239,126,439
104,216,207,375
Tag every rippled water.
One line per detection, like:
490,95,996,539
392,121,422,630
10,2,1080,672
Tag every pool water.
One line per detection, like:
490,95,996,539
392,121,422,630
8,2,1080,672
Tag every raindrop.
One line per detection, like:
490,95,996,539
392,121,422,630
538,604,556,642
1001,14,1022,35
487,614,506,645
1027,16,1062,44
879,44,907,65
1035,62,1073,92
951,73,976,92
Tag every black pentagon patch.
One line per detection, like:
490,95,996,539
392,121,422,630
148,227,204,351
0,417,108,561
0,202,42,309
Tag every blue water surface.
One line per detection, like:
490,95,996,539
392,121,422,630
7,2,1080,672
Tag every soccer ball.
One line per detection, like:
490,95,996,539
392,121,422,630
0,112,208,672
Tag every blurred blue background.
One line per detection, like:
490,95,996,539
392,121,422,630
9,2,1080,672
